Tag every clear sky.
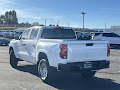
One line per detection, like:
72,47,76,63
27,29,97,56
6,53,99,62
0,0,120,29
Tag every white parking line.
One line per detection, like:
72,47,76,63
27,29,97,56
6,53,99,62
17,84,27,90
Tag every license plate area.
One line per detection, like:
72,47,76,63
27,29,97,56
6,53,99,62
84,62,93,68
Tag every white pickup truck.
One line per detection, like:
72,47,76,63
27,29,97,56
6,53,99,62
9,26,110,82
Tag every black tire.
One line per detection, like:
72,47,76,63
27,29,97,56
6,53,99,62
10,49,18,68
37,59,55,82
81,71,96,79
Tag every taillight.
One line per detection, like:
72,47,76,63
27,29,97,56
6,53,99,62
107,44,110,56
60,44,67,59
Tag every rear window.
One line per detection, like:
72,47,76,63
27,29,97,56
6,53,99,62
102,33,120,37
41,29,76,39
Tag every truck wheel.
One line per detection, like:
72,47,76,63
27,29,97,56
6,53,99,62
10,50,18,68
37,59,53,82
81,71,96,79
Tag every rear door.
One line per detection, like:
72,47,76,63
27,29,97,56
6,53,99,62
67,40,108,63
24,28,39,63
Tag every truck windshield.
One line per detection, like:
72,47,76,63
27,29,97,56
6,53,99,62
41,29,76,39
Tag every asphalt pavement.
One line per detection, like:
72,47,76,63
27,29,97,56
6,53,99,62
0,45,120,90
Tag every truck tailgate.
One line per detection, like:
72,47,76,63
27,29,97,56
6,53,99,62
67,40,108,63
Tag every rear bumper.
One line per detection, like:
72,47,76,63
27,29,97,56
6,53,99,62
58,60,110,72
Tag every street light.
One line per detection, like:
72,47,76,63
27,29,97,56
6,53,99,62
57,20,59,26
81,12,86,32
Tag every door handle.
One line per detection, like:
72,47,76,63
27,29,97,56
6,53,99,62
32,44,35,47
32,44,35,48
22,43,26,45
86,43,94,46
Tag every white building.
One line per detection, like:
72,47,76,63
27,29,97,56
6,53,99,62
106,26,120,33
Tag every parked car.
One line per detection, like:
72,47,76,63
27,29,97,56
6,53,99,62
0,34,10,45
76,32,92,40
1,30,14,39
9,26,110,82
14,32,23,40
94,32,120,45
14,28,25,39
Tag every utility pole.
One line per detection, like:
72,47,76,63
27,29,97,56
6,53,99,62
57,20,59,26
81,12,86,32
68,23,69,27
105,23,106,31
45,19,47,26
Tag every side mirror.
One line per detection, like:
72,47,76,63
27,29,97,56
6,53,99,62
19,36,21,40
14,36,22,40
14,36,19,40
18,35,22,40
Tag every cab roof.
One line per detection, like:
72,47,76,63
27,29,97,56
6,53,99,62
30,26,73,29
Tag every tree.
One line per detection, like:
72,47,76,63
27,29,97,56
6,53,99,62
4,11,9,24
4,10,18,25
32,22,39,26
0,15,5,25
40,24,44,26
26,22,31,27
49,24,52,26
12,10,18,24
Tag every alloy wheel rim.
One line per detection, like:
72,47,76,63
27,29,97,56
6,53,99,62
39,63,48,80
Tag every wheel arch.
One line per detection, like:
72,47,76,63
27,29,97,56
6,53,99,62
9,46,18,58
9,46,13,54
37,52,50,66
